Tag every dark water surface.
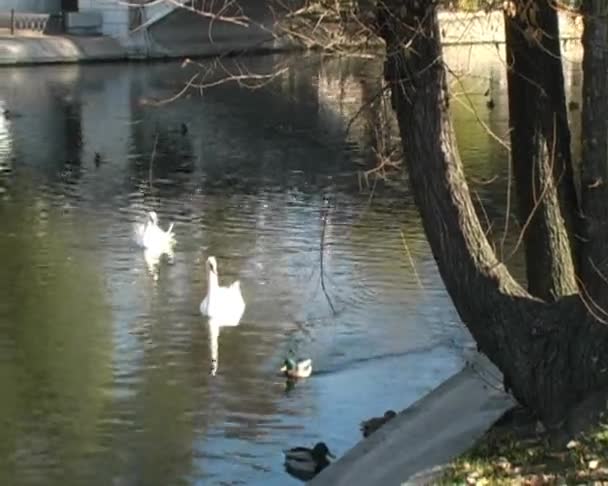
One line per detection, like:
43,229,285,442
0,47,582,485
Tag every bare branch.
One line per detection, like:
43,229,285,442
320,201,337,316
400,230,424,290
118,0,249,29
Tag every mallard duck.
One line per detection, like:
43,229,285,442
283,442,334,481
280,358,312,379
200,256,246,326
134,211,176,254
360,410,397,438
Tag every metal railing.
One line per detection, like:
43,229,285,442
0,10,55,34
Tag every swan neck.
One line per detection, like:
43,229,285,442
207,269,219,293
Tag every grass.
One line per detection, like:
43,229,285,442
439,407,608,485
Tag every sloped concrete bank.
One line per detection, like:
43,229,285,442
309,353,515,486
0,34,127,65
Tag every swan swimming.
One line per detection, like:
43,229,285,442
200,256,245,326
134,211,176,254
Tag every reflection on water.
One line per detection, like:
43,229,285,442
0,47,582,485
208,322,220,377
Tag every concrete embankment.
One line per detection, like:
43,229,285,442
0,9,583,66
309,352,515,486
0,34,127,65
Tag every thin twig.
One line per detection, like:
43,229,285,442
576,275,608,324
400,230,424,290
496,109,560,268
145,72,200,106
149,132,158,188
120,0,249,29
473,190,495,239
320,202,337,315
191,68,289,90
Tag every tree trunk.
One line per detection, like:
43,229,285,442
580,0,608,310
504,0,580,301
377,0,608,425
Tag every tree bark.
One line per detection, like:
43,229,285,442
504,0,580,300
580,0,608,310
377,0,608,425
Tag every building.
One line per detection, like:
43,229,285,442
0,1,62,13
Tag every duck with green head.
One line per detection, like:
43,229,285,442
280,358,312,379
283,441,335,481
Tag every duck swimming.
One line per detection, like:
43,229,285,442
360,410,397,438
280,358,312,379
283,442,334,481
200,256,245,326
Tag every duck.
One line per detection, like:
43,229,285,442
280,358,312,379
360,410,397,438
283,442,334,481
3,109,21,120
134,211,176,254
200,256,245,326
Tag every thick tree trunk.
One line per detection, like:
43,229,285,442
377,0,608,424
504,0,580,300
580,0,608,310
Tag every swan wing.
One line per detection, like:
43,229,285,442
134,223,146,247
200,294,210,316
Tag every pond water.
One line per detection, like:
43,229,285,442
0,46,582,485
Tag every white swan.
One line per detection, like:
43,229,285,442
134,211,176,254
200,256,245,326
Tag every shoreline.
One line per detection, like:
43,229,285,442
0,9,583,67
308,352,515,486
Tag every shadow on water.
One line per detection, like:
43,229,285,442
0,47,583,485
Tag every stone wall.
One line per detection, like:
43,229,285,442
78,0,129,38
0,0,61,13
78,3,584,57
438,9,582,45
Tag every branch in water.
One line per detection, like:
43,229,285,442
320,200,337,315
